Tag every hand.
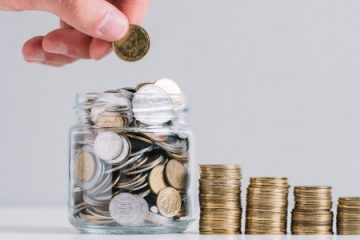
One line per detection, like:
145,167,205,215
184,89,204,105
1,0,151,66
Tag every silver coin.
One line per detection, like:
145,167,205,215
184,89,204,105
132,195,150,225
120,155,149,174
83,194,109,207
86,207,113,220
137,189,151,198
119,173,149,190
123,154,165,175
129,182,149,192
85,172,112,196
132,84,174,125
98,174,121,194
154,78,184,107
157,136,187,154
94,131,123,161
130,145,153,157
107,135,131,164
109,193,149,226
115,174,142,189
105,151,144,174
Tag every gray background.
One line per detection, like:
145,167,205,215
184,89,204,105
0,0,359,206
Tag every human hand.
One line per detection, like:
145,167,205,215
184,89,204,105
1,0,151,66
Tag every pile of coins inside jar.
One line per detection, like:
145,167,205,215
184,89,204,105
199,165,242,234
291,186,333,234
245,177,290,234
70,79,191,228
337,197,360,235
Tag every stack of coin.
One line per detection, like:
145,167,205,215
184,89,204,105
291,186,333,235
199,165,242,234
70,79,190,227
245,177,289,234
337,197,360,235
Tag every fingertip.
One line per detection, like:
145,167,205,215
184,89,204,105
22,36,46,63
22,35,78,67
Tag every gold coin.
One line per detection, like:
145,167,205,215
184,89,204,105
94,111,126,128
200,164,241,169
149,165,167,194
157,187,181,217
112,24,150,62
165,159,187,190
74,150,96,183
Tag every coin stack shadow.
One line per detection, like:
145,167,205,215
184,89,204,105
291,186,333,235
245,177,289,234
337,197,360,235
199,165,242,234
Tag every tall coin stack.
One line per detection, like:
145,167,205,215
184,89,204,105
291,186,333,235
337,197,360,235
245,177,289,234
199,165,242,234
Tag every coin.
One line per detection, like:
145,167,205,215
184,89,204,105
154,78,184,106
132,84,174,125
74,150,96,183
112,24,150,62
94,131,123,161
165,159,187,190
149,165,167,194
157,187,181,217
95,111,126,128
109,193,149,226
143,132,169,142
199,164,242,234
245,177,289,235
107,135,131,164
291,186,333,235
73,146,104,191
337,197,360,235
91,93,131,123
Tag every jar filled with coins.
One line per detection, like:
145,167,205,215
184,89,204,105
68,79,195,234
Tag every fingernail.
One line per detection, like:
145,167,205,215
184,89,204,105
27,51,45,63
48,43,68,55
97,10,128,41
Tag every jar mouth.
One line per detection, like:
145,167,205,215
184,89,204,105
74,91,189,127
75,92,188,110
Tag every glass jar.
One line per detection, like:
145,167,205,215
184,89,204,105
68,81,195,234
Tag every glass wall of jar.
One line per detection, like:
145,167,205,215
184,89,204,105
68,81,195,234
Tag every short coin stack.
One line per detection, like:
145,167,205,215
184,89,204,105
337,197,360,235
199,165,242,234
245,177,289,234
291,186,333,235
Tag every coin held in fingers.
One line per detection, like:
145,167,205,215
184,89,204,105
112,24,150,62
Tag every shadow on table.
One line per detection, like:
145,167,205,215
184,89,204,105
0,225,76,234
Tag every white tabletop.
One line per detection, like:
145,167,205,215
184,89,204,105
0,207,357,240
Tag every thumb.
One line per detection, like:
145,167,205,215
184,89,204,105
7,0,129,42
